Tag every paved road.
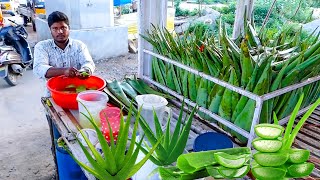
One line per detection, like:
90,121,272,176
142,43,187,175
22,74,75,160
0,16,55,180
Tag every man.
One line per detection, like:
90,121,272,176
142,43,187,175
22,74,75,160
33,11,95,178
33,11,95,97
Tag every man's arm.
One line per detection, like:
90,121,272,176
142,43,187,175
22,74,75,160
78,42,95,75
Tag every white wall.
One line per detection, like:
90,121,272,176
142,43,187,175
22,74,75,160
45,0,114,29
35,18,128,60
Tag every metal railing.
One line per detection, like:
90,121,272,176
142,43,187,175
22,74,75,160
140,49,320,146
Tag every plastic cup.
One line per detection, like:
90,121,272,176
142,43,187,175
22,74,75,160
99,107,121,142
76,90,109,129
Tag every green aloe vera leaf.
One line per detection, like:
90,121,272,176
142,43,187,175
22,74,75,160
217,165,250,178
214,152,250,168
206,166,224,179
158,166,181,180
287,149,310,164
252,166,287,180
177,147,251,173
252,138,283,153
179,169,210,180
287,162,314,177
254,152,289,167
254,123,284,139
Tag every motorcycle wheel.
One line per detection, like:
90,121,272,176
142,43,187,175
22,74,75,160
4,69,18,86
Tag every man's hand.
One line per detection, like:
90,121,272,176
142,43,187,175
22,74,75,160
77,68,91,79
64,67,79,78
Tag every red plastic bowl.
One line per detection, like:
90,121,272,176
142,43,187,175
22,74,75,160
47,75,106,109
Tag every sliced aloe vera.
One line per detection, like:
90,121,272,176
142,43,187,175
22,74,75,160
252,138,283,152
214,152,250,168
255,124,284,139
288,149,310,164
206,166,224,179
252,166,287,180
254,152,289,166
218,165,250,178
287,162,314,177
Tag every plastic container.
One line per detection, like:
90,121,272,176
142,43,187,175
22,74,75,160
47,75,106,109
77,90,109,129
55,138,87,180
193,132,233,152
135,94,171,136
99,107,121,142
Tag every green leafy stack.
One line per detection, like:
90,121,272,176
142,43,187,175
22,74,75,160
252,94,320,179
142,20,320,143
158,147,251,179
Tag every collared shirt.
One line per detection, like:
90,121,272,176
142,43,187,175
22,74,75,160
33,38,95,97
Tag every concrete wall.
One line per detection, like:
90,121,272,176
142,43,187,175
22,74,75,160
35,18,128,60
45,0,114,29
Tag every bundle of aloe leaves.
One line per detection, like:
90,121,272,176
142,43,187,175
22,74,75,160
142,19,320,143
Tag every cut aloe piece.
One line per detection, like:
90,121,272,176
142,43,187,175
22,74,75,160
252,166,287,180
287,162,314,177
206,166,224,179
218,165,250,178
254,152,289,166
214,152,250,168
255,124,284,139
252,138,283,152
287,149,310,164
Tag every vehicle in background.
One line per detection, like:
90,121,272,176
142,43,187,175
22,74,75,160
0,0,18,14
17,0,45,31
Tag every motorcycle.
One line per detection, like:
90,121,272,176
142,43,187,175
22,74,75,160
0,18,33,86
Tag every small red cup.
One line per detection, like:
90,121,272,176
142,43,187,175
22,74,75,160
99,107,121,142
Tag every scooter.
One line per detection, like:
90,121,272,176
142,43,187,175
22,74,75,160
0,19,33,86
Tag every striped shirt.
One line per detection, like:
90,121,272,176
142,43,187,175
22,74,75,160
33,38,95,97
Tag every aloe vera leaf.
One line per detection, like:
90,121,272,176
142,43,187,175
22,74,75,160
65,140,112,179
158,166,181,180
218,68,234,122
206,166,224,179
254,152,289,167
107,80,131,108
168,101,184,151
137,79,173,99
120,81,138,100
79,104,117,173
181,71,189,98
279,89,303,119
304,39,320,59
177,147,251,173
166,106,197,165
273,112,279,125
123,108,140,164
214,152,250,168
164,115,171,150
252,138,283,153
287,162,315,177
287,149,310,164
188,73,197,102
152,58,167,86
180,169,210,180
114,104,134,169
166,66,176,91
196,80,208,119
218,165,250,178
240,38,254,87
252,166,287,180
138,116,168,162
153,109,164,140
285,97,320,149
254,123,284,139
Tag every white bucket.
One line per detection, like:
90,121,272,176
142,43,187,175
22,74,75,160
76,90,108,129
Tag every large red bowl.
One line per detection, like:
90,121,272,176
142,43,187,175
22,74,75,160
47,75,106,109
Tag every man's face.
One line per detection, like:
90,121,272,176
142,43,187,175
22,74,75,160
50,21,69,43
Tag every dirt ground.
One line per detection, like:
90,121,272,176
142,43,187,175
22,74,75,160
0,16,138,180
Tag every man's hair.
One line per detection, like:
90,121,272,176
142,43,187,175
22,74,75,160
48,11,69,27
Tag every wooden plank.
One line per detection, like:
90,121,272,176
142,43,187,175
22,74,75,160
295,133,320,150
293,139,320,158
50,98,79,133
297,127,320,141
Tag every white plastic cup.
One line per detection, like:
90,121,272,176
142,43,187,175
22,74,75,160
76,90,108,129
